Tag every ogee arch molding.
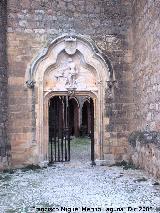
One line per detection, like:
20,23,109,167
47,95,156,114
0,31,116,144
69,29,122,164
25,34,112,166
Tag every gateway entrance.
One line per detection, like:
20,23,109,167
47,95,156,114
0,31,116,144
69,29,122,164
49,95,94,164
25,35,111,166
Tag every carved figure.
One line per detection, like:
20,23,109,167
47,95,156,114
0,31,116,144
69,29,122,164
65,58,78,87
55,58,78,89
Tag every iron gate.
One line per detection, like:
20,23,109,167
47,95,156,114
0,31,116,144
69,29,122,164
49,95,95,165
49,96,71,163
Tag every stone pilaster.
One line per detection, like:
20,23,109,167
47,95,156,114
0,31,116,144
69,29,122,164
0,0,10,169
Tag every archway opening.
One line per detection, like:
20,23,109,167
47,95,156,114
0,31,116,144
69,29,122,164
25,35,111,166
81,100,91,137
49,96,63,141
48,95,95,164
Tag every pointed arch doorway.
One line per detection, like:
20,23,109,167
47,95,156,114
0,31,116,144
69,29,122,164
25,35,111,166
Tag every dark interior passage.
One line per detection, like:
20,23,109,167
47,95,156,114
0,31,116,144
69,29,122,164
81,100,91,136
49,96,70,163
49,96,63,140
69,98,79,137
49,95,94,164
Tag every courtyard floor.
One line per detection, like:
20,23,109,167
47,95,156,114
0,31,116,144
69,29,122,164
0,138,160,213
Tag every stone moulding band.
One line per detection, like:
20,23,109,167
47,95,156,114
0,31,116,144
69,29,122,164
25,34,113,85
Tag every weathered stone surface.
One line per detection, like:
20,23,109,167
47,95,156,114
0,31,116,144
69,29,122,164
6,0,133,167
129,139,160,178
131,0,160,132
2,0,160,174
0,0,10,168
127,0,160,177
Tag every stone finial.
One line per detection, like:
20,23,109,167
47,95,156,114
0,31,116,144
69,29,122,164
105,80,118,100
106,80,118,89
26,80,36,88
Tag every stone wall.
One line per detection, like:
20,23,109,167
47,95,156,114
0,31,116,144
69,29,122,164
129,0,160,177
7,0,133,166
0,0,10,169
132,0,160,131
128,131,160,178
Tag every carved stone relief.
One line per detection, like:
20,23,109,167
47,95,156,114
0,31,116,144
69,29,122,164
55,58,78,89
64,36,77,55
44,52,98,92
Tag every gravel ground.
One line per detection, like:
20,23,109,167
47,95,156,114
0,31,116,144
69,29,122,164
0,138,160,213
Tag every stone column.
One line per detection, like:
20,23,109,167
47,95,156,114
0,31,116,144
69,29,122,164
77,97,83,127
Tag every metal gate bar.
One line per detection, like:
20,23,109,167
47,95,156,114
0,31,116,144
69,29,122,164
49,96,71,163
90,98,95,165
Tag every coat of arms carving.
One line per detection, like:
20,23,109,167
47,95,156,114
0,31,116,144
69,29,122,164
65,37,77,55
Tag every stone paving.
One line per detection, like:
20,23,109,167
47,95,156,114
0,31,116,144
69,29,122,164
0,138,160,213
